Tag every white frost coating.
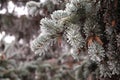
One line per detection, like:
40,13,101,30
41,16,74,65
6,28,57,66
88,42,105,62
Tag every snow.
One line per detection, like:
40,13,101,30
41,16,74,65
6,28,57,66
0,8,6,14
0,31,5,41
8,1,15,13
40,0,46,3
4,35,15,43
0,31,15,43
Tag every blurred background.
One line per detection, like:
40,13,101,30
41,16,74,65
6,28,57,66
0,0,84,80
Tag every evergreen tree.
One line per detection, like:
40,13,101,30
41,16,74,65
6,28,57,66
29,0,120,80
0,0,120,80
